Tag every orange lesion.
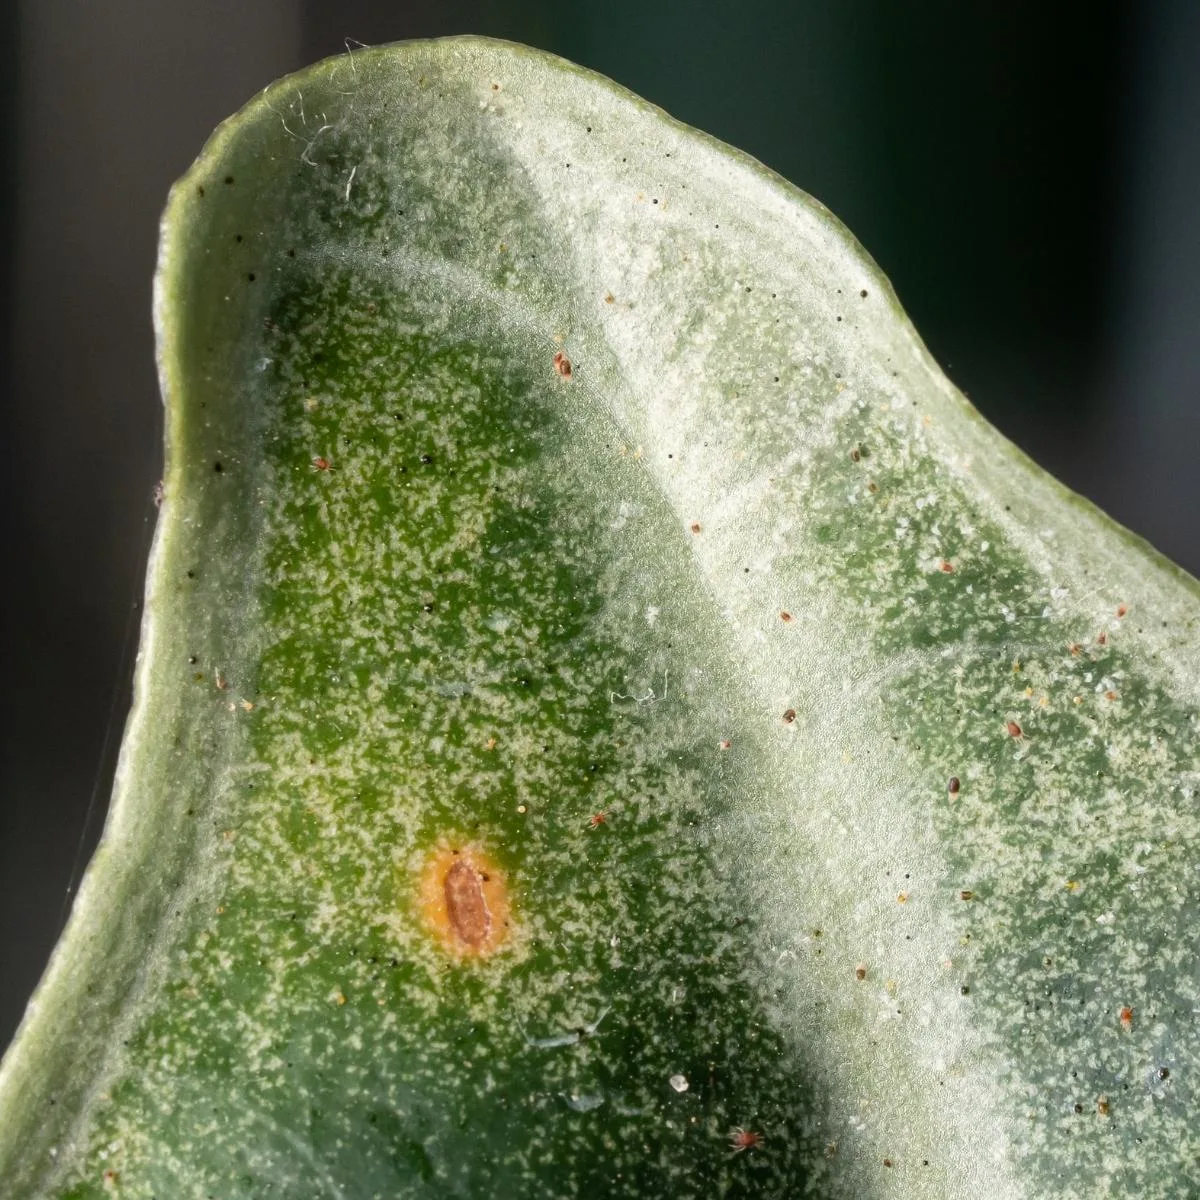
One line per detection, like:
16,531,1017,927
418,841,512,958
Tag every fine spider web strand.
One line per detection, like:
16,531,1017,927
55,484,161,935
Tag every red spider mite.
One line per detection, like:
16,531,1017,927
589,811,608,828
1006,719,1023,739
312,456,330,471
552,350,573,378
729,1128,764,1153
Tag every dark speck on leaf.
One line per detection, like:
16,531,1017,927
213,461,223,473
420,454,433,464
224,175,234,185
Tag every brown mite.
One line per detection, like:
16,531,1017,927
1006,719,1023,739
552,350,573,378
947,776,960,795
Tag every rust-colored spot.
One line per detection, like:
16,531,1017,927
782,708,797,724
418,843,511,958
444,860,490,946
938,559,955,573
604,292,615,304
1119,1005,1134,1031
947,776,961,795
552,350,573,378
1006,719,1023,738
780,610,793,622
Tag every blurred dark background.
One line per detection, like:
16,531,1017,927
2,1,1198,1048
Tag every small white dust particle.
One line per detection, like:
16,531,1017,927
645,605,660,626
517,805,527,814
669,1074,689,1093
1096,912,1116,926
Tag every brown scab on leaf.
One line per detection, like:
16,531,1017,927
552,350,573,378
443,860,489,947
418,843,512,958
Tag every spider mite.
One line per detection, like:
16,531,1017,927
552,350,573,378
729,1127,764,1153
312,456,330,471
589,811,608,828
1005,719,1024,740
1119,1006,1134,1031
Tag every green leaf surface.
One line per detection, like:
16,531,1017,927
3,35,1199,1199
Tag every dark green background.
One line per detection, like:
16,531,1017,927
2,0,1198,1051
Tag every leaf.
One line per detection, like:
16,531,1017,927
3,35,1199,1199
